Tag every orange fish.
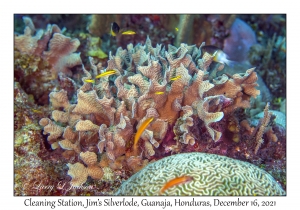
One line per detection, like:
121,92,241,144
133,117,154,152
160,175,193,195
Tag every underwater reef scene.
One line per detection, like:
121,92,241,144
14,14,286,196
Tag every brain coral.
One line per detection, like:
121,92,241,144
115,152,285,196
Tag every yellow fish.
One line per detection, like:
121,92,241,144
32,109,43,114
175,27,179,32
84,79,95,83
160,175,193,195
110,22,136,36
133,117,154,152
95,70,116,79
121,30,136,35
155,91,164,95
110,22,120,37
170,75,181,81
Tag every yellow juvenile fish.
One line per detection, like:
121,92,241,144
170,75,181,81
133,117,154,152
32,109,43,114
95,70,116,79
155,91,164,95
110,22,136,36
160,175,194,195
175,27,179,32
84,79,95,83
110,22,120,37
121,30,136,35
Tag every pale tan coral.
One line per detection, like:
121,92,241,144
87,165,104,180
106,149,116,161
58,139,80,153
174,105,195,145
232,68,260,98
197,96,224,141
156,64,191,123
80,63,93,92
72,90,113,125
114,133,126,147
107,53,123,74
137,80,167,111
67,162,88,187
223,94,250,115
165,44,189,74
148,119,168,140
95,77,111,98
43,33,81,70
80,151,98,166
208,77,242,99
39,118,50,127
14,26,42,55
208,68,260,99
116,115,133,142
75,120,100,132
49,90,70,110
198,52,214,71
51,106,81,127
132,48,147,66
144,141,155,157
39,36,265,185
39,118,64,142
52,110,69,123
138,58,162,81
97,96,116,125
182,70,205,106
115,76,139,102
141,129,159,148
50,142,60,150
72,90,104,114
115,101,128,125
128,74,150,95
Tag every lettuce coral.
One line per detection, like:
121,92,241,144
39,36,261,186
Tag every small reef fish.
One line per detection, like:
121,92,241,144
121,30,136,35
155,91,164,95
160,175,194,195
133,117,154,152
84,79,95,83
95,70,116,79
32,109,43,114
201,45,234,66
110,22,120,37
170,75,181,81
175,27,179,32
110,22,136,36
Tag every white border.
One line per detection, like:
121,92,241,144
2,0,297,209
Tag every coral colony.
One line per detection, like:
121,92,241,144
14,15,286,196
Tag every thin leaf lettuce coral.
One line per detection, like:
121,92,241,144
39,36,262,186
